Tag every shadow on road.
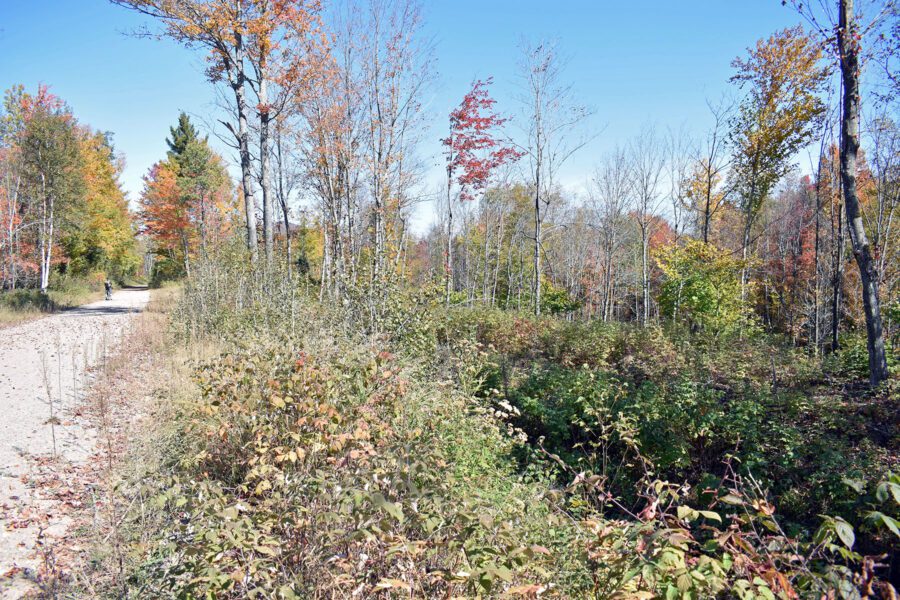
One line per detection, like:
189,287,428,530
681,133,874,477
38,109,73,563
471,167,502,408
65,305,141,316
62,286,149,317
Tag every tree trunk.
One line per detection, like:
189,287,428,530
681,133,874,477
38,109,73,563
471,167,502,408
831,206,844,352
740,168,760,303
39,172,52,293
838,0,889,385
533,190,542,316
482,211,491,303
445,164,453,307
199,194,207,258
281,202,291,268
274,127,292,270
232,33,258,262
5,175,17,290
259,66,274,264
492,212,504,307
320,228,330,301
703,167,712,244
40,202,53,293
641,224,650,325
345,165,355,287
182,232,191,278
740,178,758,305
813,173,822,354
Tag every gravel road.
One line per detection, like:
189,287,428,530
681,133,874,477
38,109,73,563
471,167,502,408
0,287,149,597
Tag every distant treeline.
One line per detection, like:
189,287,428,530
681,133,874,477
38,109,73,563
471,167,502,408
0,85,139,292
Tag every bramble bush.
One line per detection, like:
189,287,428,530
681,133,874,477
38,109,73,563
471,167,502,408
100,255,898,598
439,307,899,596
135,340,578,597
119,263,589,598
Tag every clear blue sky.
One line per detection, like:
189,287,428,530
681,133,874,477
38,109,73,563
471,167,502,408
0,0,805,231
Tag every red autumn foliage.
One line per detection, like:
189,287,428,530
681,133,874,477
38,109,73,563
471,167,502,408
19,84,66,120
139,161,189,253
443,78,522,202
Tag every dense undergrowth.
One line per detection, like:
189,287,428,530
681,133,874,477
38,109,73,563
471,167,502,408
97,259,898,599
445,311,898,526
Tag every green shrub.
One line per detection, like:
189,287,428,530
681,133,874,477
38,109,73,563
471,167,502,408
0,274,104,314
832,333,898,379
0,288,56,312
657,240,754,336
540,279,581,315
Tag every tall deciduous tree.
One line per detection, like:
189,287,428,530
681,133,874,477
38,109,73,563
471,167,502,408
837,0,889,383
442,78,521,306
1,86,27,289
298,0,431,303
865,114,899,335
2,86,138,289
788,0,893,383
19,89,84,292
588,149,630,322
629,126,666,325
517,40,591,315
360,0,432,295
692,98,733,244
66,131,139,279
244,0,323,264
729,26,829,298
140,160,188,274
112,0,262,260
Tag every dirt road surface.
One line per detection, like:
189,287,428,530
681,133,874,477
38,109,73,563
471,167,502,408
0,288,149,597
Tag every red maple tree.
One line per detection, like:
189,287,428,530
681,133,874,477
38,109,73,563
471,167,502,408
443,78,521,201
442,78,521,304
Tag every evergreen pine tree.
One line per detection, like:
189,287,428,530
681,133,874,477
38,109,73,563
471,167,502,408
166,112,206,167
